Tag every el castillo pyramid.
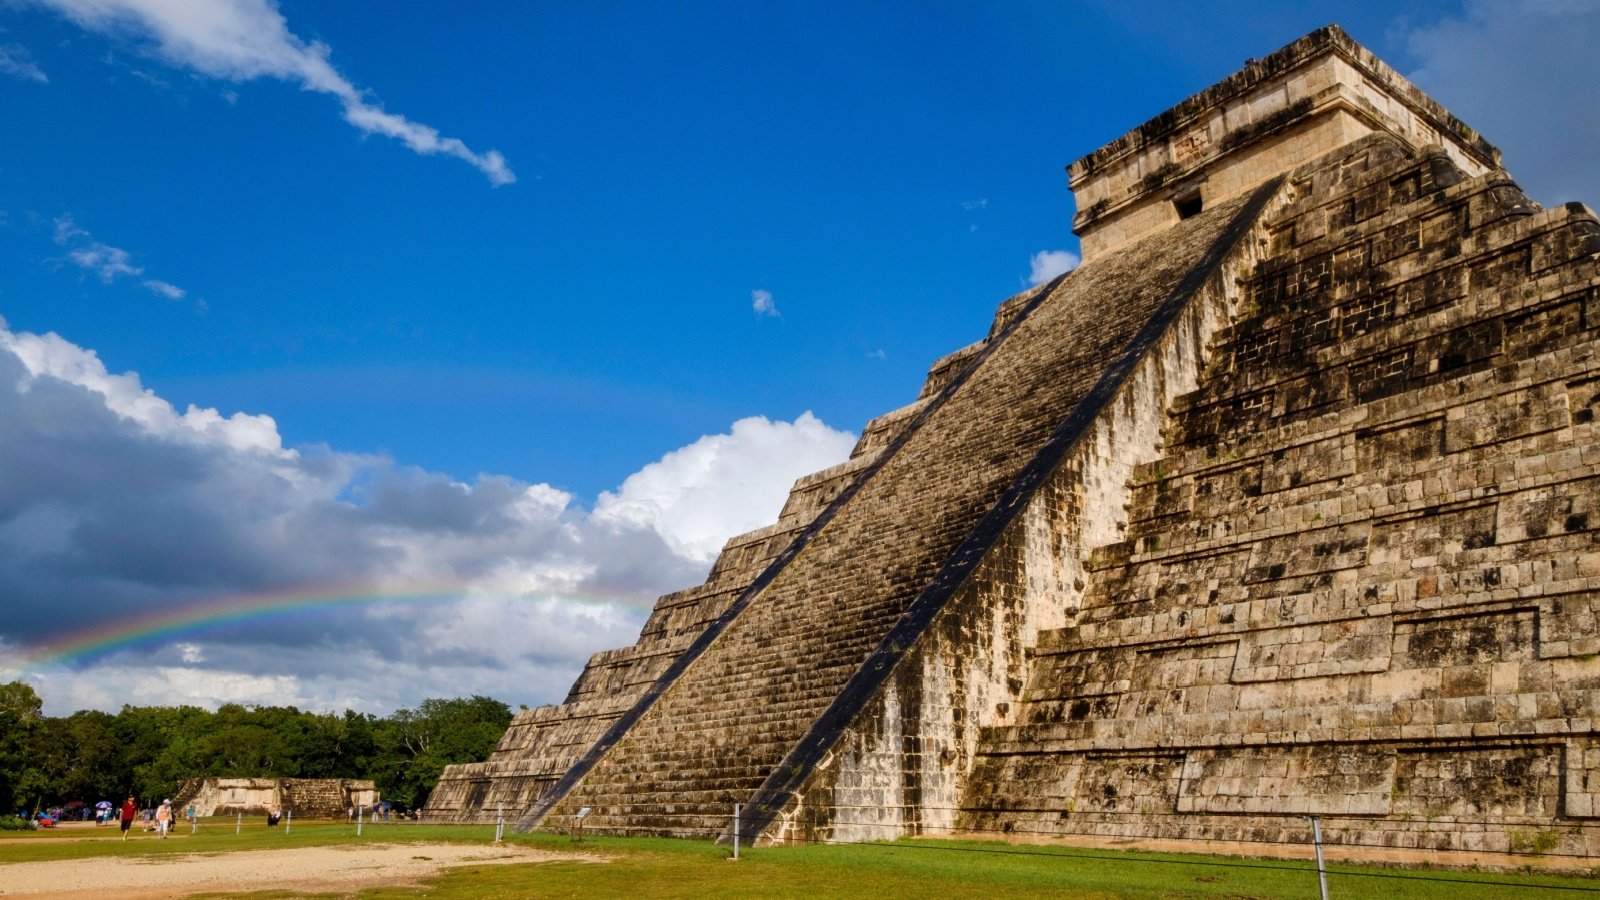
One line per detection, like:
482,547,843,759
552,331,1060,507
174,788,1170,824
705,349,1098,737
428,26,1600,856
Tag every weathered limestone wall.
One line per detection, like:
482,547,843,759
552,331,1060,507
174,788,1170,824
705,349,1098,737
963,133,1600,854
172,777,377,818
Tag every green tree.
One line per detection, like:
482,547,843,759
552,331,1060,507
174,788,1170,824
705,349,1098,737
2,689,510,811
0,681,43,813
372,696,510,807
57,711,123,803
110,705,211,802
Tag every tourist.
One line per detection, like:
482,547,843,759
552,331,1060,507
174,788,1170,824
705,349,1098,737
155,799,172,839
118,796,136,841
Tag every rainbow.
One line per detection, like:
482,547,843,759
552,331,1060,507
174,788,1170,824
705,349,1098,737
7,578,643,674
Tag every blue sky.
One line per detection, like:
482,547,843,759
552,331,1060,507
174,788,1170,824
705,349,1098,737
1,0,1596,714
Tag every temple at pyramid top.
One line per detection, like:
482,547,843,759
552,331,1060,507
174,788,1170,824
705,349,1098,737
1068,25,1503,260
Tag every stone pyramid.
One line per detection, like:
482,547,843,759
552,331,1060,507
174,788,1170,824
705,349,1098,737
428,25,1600,856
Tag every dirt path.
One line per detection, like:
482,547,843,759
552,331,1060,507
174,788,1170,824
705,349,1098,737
0,841,596,897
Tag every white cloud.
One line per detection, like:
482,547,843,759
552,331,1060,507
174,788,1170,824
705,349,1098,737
30,0,514,185
751,288,779,317
2,325,282,453
595,412,857,563
33,664,303,712
1403,0,1600,206
54,214,140,282
0,320,856,714
959,198,988,210
67,242,139,281
142,279,185,299
51,214,195,305
0,41,47,82
1027,249,1079,286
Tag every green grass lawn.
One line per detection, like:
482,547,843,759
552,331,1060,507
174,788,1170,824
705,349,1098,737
6,820,1600,898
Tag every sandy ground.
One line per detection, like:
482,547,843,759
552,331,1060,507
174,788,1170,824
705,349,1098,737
0,841,596,898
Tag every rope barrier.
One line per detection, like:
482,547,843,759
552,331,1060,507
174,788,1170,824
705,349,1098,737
533,805,1600,860
528,807,1600,891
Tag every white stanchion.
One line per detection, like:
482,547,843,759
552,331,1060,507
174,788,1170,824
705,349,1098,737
1310,816,1329,900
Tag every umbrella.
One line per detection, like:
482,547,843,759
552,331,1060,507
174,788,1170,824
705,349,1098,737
94,801,113,809
64,800,86,809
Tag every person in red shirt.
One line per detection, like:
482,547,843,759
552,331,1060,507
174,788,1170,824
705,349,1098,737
119,796,137,841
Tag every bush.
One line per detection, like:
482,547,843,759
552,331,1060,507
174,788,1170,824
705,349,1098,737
0,815,34,831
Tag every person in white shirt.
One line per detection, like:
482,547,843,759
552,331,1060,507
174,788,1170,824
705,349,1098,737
155,799,173,839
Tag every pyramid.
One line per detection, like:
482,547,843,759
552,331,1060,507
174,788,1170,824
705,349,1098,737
428,25,1600,856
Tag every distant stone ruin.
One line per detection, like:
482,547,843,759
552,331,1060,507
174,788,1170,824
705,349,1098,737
429,25,1600,855
173,777,377,819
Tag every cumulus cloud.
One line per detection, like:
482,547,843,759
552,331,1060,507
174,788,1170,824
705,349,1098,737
0,41,47,82
595,412,857,563
959,198,988,211
751,288,779,317
28,0,513,185
1403,0,1600,206
0,321,854,715
1026,249,1079,286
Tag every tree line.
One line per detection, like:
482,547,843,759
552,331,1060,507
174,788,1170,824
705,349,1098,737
0,681,512,813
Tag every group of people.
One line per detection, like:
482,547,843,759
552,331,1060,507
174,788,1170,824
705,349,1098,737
102,797,396,838
344,802,418,822
349,802,390,822
116,796,177,840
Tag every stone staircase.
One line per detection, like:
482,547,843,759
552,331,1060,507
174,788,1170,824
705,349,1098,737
528,182,1280,838
428,365,953,822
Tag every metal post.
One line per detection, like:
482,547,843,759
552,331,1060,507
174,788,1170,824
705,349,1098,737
733,804,740,861
495,802,505,842
357,805,363,836
235,812,241,835
1311,816,1329,900
285,810,292,836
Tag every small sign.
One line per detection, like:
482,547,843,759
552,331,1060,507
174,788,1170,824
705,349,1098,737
575,807,592,819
